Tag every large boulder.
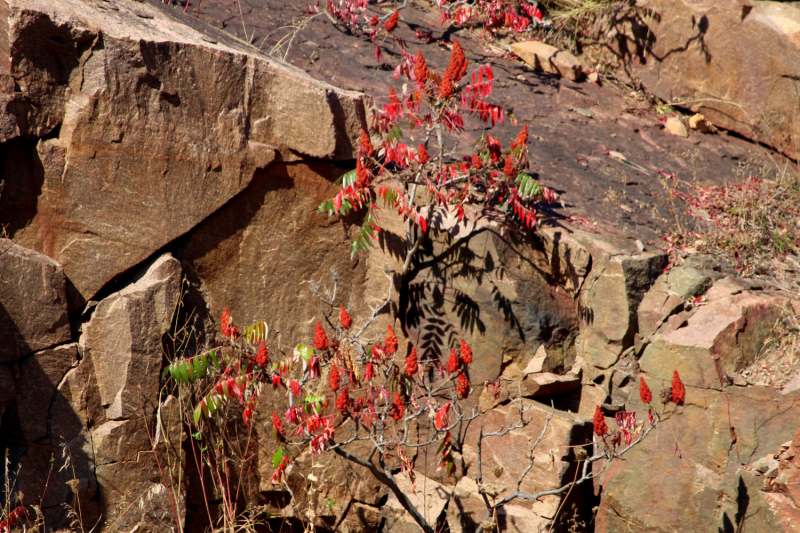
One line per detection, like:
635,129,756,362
80,253,182,420
0,0,370,307
640,289,786,390
0,240,70,362
596,381,800,533
577,250,668,369
631,0,800,159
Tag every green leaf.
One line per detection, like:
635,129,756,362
515,173,542,200
193,402,204,425
318,199,336,216
193,356,204,380
295,344,315,362
334,169,358,187
178,361,190,384
245,321,269,345
208,350,219,367
273,446,284,469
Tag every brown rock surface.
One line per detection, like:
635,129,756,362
0,240,70,362
0,0,370,306
80,253,181,420
596,381,800,533
633,0,800,158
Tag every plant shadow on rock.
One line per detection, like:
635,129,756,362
400,216,579,383
719,476,750,533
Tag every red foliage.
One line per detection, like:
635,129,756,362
459,339,473,364
314,322,329,350
472,153,483,169
384,10,399,32
446,347,459,373
336,387,350,414
671,371,685,406
593,405,608,436
392,391,405,421
385,324,398,355
329,364,341,391
365,362,374,381
417,144,430,165
414,50,429,84
360,129,374,157
405,347,418,376
503,154,515,177
340,306,353,329
456,373,470,399
256,341,269,367
639,377,652,404
369,14,378,26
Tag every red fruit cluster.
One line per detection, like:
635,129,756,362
385,324,398,355
405,347,418,376
460,339,473,364
336,387,350,414
472,154,483,169
329,364,341,391
356,159,370,186
360,129,374,157
511,124,528,149
340,306,352,329
593,405,608,436
414,50,429,84
457,373,470,399
384,10,399,32
391,391,405,421
314,322,329,350
671,371,685,406
503,154,515,177
639,377,652,404
272,411,284,442
439,39,467,99
446,347,459,373
417,144,430,165
221,308,239,339
256,341,269,367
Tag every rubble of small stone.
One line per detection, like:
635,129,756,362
1,0,800,532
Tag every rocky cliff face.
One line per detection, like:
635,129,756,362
2,1,799,533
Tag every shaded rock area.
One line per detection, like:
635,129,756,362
1,0,799,532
